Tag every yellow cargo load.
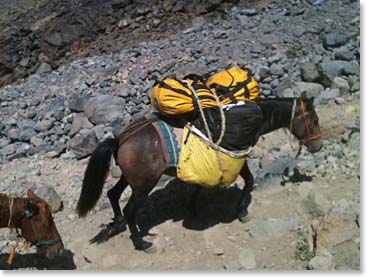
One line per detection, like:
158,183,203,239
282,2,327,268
151,78,217,116
177,127,247,187
206,67,260,104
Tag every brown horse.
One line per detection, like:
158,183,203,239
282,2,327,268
76,95,322,252
0,190,64,259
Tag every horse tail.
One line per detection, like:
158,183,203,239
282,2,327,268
76,138,119,217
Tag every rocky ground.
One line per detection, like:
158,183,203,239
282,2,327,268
0,0,360,270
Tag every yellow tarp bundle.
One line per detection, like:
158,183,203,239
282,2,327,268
151,78,217,115
206,67,260,104
151,67,260,116
177,128,247,187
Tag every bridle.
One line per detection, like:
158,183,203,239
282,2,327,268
299,100,322,144
289,99,322,157
8,198,62,248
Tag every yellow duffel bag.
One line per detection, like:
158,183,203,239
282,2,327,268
177,127,247,187
206,67,260,104
151,78,218,116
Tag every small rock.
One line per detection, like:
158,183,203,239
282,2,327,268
238,248,256,269
19,127,36,142
300,63,321,82
334,47,355,61
45,150,60,158
35,119,54,132
240,8,257,16
323,31,349,49
67,214,76,220
0,144,16,156
331,77,350,95
308,248,333,270
315,88,341,105
0,138,10,148
36,62,52,75
269,64,284,76
213,247,224,256
294,82,324,98
69,115,94,137
30,136,44,147
335,97,345,105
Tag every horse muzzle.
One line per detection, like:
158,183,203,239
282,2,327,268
305,139,323,153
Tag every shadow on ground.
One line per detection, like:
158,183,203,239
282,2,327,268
0,249,76,270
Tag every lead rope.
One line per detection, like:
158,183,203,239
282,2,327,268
289,99,304,158
289,99,297,151
7,197,19,266
7,197,14,227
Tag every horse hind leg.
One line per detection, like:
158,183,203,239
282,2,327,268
123,183,157,253
90,177,128,244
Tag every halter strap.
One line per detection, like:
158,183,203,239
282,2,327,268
300,100,322,144
24,209,62,248
289,99,322,158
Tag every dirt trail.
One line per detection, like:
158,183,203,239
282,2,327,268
0,98,360,270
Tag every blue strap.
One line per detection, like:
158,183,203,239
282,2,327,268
25,210,62,248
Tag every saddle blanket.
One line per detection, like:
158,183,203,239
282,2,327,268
144,113,181,168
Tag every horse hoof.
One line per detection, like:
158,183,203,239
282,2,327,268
238,213,251,223
143,244,157,254
238,210,250,223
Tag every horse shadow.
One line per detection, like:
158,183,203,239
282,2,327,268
136,178,243,235
0,249,76,270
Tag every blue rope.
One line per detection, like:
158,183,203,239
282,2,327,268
25,210,62,248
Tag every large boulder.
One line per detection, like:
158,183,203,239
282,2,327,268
322,31,349,49
300,63,321,82
294,82,324,98
315,88,341,105
85,95,126,125
319,60,359,87
34,185,63,213
68,129,97,159
69,115,94,137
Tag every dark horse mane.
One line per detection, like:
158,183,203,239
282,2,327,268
255,97,299,136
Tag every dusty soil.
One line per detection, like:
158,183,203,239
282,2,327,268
0,98,360,270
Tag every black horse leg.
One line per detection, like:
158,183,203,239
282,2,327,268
188,185,203,217
238,162,254,223
90,177,128,244
123,187,155,252
108,176,128,222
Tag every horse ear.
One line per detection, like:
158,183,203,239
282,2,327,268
300,91,308,100
306,96,315,109
27,189,40,201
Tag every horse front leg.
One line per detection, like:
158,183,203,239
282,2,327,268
90,177,128,244
188,185,203,217
238,162,254,223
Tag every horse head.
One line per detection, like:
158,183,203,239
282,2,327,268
18,190,64,259
290,92,323,153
